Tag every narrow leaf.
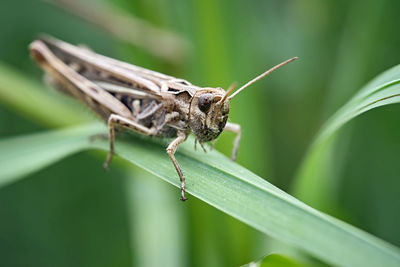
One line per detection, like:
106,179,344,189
242,253,304,267
0,64,91,127
0,124,399,267
293,64,400,208
0,124,101,187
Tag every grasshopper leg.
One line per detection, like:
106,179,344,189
166,131,188,201
224,122,241,161
104,114,155,170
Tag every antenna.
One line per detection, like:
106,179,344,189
220,82,237,103
227,57,298,100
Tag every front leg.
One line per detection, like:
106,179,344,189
166,131,188,201
224,122,241,161
104,114,155,170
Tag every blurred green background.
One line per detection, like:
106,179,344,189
0,0,399,266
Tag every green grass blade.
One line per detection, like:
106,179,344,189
126,169,187,267
0,124,399,266
0,124,102,187
242,253,304,267
0,63,90,127
293,64,400,209
314,64,400,145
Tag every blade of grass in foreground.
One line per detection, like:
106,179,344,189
0,123,102,187
242,253,303,267
293,64,400,210
0,124,399,267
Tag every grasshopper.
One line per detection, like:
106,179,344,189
29,36,297,201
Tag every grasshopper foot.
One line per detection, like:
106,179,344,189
103,162,109,172
199,142,207,153
180,183,188,201
103,152,113,171
180,193,188,202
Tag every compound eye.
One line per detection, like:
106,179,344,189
198,94,212,113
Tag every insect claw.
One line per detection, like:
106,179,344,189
180,181,187,201
200,142,207,153
210,140,216,151
180,185,188,201
103,162,110,172
180,191,188,201
103,152,113,171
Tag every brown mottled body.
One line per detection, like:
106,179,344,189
30,36,296,201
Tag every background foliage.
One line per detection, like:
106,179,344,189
0,0,399,266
